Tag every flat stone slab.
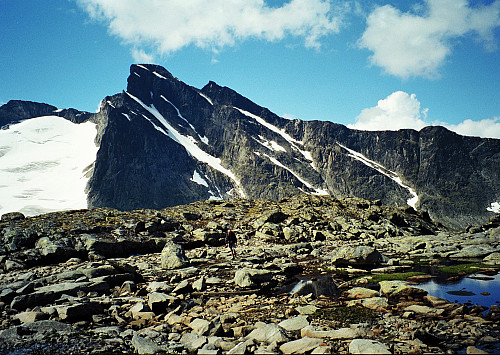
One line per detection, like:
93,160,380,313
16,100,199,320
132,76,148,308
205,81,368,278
349,339,391,354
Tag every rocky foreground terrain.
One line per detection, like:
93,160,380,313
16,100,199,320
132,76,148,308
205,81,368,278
0,195,499,354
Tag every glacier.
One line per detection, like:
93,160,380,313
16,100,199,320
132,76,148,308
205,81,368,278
0,116,98,216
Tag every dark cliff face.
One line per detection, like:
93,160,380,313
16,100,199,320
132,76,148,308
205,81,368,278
0,100,58,127
2,65,499,229
0,100,93,128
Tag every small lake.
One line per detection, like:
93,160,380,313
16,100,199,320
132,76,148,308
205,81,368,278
417,272,500,308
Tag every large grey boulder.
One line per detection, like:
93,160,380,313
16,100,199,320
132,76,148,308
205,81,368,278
132,334,163,354
330,246,385,266
246,323,289,344
450,245,498,259
10,281,110,310
2,227,38,252
379,280,427,298
35,236,76,262
234,268,275,287
55,302,104,321
160,241,189,269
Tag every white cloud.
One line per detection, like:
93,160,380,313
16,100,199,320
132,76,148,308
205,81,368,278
76,0,343,56
131,48,155,63
348,91,428,131
444,117,500,139
358,0,500,79
349,91,500,139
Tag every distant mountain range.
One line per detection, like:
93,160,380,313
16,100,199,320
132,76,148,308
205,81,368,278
1,64,499,229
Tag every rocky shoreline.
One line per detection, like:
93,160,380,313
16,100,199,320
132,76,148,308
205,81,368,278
1,195,499,354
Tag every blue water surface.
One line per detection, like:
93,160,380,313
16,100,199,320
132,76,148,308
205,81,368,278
418,272,500,308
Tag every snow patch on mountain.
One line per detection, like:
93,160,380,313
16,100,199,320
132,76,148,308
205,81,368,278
235,108,317,170
487,202,500,213
191,170,209,187
127,92,245,197
160,94,209,144
263,153,328,196
236,108,301,145
0,116,98,216
153,71,167,80
199,92,213,105
337,143,419,209
253,135,286,152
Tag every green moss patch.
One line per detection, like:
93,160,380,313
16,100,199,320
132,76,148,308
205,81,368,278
438,263,500,275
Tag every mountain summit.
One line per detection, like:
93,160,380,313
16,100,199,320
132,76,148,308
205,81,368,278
1,64,499,229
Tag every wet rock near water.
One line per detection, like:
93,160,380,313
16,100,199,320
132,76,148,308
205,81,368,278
0,195,499,354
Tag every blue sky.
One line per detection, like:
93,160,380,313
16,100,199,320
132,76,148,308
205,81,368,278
1,0,499,138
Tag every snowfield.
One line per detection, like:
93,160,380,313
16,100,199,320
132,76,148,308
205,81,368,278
0,116,98,216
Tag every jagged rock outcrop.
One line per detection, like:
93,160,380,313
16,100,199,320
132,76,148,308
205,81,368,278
1,64,499,229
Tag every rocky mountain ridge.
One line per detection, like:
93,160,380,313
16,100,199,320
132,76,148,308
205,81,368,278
1,64,499,229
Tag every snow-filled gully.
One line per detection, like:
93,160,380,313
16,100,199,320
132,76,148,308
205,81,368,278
126,92,245,198
337,143,419,209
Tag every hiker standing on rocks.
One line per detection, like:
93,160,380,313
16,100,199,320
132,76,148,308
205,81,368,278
226,229,237,259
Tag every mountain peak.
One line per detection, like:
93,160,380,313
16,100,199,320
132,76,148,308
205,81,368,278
1,66,498,229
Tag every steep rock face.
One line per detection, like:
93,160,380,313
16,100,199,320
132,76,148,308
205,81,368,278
0,100,94,128
0,100,58,127
1,65,499,229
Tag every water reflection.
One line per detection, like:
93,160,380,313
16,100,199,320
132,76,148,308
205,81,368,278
418,272,500,308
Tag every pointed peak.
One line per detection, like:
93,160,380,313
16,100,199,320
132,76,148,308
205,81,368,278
130,64,175,79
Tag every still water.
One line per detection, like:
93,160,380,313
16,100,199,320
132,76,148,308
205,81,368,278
417,272,500,308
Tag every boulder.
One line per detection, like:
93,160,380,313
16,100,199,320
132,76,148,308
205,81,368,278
1,212,25,222
227,341,248,355
301,325,360,339
246,323,289,344
35,236,76,262
10,281,110,311
278,315,309,331
330,246,384,266
450,245,498,259
234,268,275,288
349,339,391,354
193,276,206,291
483,252,500,265
347,297,389,311
179,332,207,352
132,334,163,354
56,302,104,321
279,337,323,354
160,241,189,269
148,292,176,314
2,227,38,252
404,305,445,317
296,305,318,315
146,281,173,293
13,311,47,323
379,280,427,298
346,287,379,299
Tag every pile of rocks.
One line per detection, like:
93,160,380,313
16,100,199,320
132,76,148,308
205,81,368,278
0,195,499,354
